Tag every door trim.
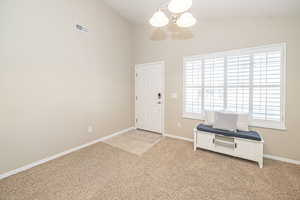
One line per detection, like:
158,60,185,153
135,61,165,136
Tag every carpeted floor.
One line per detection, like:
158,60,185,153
1,133,300,200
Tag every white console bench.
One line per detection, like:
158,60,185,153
194,124,264,168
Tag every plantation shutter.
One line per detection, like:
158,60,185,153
183,43,285,129
252,51,282,122
184,58,202,114
203,57,225,111
226,54,251,113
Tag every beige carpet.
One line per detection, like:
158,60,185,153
103,129,162,155
1,132,300,200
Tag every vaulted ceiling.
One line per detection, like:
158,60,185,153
102,0,300,24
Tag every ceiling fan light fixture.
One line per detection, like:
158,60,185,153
149,10,169,27
168,0,193,14
176,12,196,28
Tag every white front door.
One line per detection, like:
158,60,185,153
135,62,164,134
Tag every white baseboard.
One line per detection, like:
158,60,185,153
263,154,300,165
164,134,194,142
0,127,134,180
165,134,300,166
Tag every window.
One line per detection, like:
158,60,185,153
183,43,286,130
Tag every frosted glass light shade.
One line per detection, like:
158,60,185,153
177,12,196,28
149,10,169,27
168,0,192,14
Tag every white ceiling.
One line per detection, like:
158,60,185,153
102,0,300,24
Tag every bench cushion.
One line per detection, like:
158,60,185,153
197,124,262,141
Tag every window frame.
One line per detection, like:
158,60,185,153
182,43,287,130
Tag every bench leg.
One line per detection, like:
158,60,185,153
258,159,263,168
193,130,197,151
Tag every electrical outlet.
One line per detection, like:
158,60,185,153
88,126,93,133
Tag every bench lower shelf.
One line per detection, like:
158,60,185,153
194,129,264,168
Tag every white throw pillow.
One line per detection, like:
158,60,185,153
237,113,249,131
203,111,215,126
213,112,238,132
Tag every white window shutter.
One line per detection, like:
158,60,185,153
203,57,225,111
252,51,281,121
183,43,285,129
184,58,202,115
226,54,251,113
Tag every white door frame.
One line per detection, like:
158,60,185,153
135,61,165,136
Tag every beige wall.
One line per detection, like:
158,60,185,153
0,0,133,174
133,17,300,161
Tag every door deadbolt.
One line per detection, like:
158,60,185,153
158,93,162,99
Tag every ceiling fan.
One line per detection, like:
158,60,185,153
149,0,196,28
